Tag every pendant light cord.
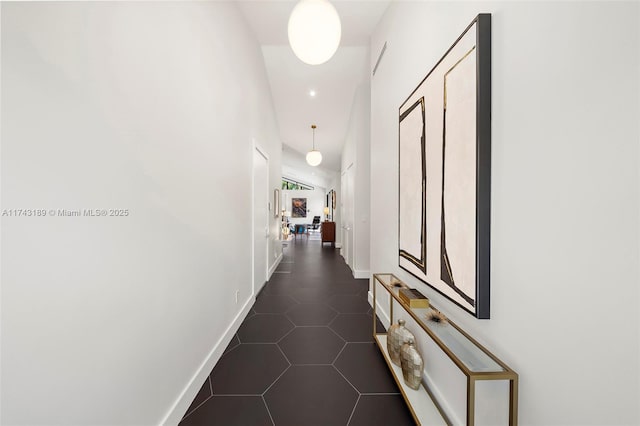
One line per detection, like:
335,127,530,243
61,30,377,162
311,124,317,150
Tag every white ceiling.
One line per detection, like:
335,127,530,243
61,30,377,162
237,0,391,172
262,45,368,171
281,145,336,190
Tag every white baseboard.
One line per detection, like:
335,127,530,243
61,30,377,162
160,296,254,426
335,242,342,249
423,370,459,425
353,269,370,279
368,290,390,329
268,253,283,280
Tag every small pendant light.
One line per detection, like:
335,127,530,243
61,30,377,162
306,124,322,167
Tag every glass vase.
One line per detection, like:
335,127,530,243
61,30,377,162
400,337,423,390
387,319,414,366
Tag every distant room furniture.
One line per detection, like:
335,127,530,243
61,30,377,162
293,224,308,238
309,216,321,231
321,221,335,247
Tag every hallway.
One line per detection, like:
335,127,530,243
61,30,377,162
179,238,414,425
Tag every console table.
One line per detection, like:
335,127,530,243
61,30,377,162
321,221,335,246
372,273,518,426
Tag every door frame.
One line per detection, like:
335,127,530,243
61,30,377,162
341,163,354,270
252,143,270,297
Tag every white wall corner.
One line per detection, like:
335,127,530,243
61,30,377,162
160,296,254,426
268,252,283,280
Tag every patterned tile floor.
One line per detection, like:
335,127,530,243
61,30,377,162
179,235,415,425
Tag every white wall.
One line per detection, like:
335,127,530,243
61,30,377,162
1,2,282,425
341,53,371,278
371,2,639,425
282,188,326,226
354,80,371,278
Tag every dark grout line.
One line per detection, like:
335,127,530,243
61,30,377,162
180,394,213,422
261,395,276,426
346,394,361,426
332,364,362,395
261,364,291,396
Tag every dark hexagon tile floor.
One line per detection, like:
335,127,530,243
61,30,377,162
285,303,337,326
237,314,294,343
222,334,240,356
291,287,334,303
278,327,345,365
323,283,363,295
334,343,399,393
254,293,299,313
328,294,372,313
181,396,273,426
264,365,358,426
210,344,288,395
348,395,415,426
180,240,412,425
330,313,379,342
260,280,298,295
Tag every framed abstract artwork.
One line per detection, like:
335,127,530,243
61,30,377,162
291,198,307,218
398,14,491,319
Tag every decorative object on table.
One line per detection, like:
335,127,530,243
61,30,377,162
281,210,291,238
291,198,307,218
288,0,341,65
273,189,280,218
390,278,406,289
398,288,430,309
323,206,330,221
400,337,424,390
387,319,415,367
425,310,449,326
398,14,492,319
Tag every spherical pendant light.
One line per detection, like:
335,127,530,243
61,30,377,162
306,124,323,167
288,0,341,65
306,150,323,167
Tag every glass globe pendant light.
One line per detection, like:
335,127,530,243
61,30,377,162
288,0,341,65
306,124,322,167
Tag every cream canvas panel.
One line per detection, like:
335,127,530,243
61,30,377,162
442,48,477,306
399,98,426,272
399,22,478,314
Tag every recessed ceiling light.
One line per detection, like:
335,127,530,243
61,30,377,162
309,90,316,97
